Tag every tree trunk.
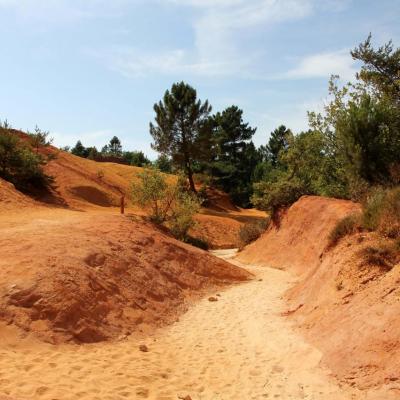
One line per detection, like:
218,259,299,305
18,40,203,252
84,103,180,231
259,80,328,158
187,162,196,193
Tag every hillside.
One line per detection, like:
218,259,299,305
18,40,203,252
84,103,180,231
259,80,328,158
0,209,251,344
237,196,400,392
0,133,266,248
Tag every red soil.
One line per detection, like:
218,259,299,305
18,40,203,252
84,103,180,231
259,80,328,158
237,195,400,391
0,135,255,343
0,209,251,344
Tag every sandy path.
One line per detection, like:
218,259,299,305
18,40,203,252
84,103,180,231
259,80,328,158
0,251,372,400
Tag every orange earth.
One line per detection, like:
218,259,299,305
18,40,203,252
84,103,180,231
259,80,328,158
0,138,399,399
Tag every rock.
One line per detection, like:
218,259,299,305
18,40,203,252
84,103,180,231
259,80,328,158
178,396,193,400
139,344,149,352
208,296,218,302
216,293,221,297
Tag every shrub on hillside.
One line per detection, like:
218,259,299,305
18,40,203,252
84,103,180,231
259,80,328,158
239,218,270,249
361,240,400,270
328,213,361,246
252,178,308,221
131,168,201,241
362,187,400,238
168,192,201,240
0,127,53,192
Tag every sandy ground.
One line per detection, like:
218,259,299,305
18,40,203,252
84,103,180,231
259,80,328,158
0,250,386,400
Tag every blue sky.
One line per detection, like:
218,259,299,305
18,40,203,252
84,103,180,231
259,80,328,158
1,0,399,158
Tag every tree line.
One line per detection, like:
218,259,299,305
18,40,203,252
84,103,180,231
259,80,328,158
149,34,400,211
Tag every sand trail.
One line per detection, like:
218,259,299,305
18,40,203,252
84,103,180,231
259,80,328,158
0,251,376,400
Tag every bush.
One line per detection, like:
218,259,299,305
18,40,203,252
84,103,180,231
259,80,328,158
361,187,400,238
239,218,270,248
252,178,308,220
131,168,201,240
362,188,385,231
376,187,400,238
361,241,400,270
168,192,200,240
0,128,53,192
328,213,361,246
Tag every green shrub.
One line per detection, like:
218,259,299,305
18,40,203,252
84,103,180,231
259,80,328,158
376,187,400,238
168,192,201,240
0,128,53,192
328,213,361,246
361,187,400,238
362,188,385,231
239,218,270,248
252,178,308,220
131,168,201,240
361,241,400,270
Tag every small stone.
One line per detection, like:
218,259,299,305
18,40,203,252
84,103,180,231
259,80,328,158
139,344,149,352
208,296,218,302
216,293,221,297
178,396,193,400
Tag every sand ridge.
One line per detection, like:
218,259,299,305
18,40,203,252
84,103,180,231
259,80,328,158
0,251,388,400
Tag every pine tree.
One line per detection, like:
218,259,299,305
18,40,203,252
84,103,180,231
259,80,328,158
150,81,212,192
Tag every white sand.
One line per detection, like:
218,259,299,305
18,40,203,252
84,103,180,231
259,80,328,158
0,251,388,399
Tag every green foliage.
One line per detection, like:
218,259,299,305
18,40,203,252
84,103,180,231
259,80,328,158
0,127,53,192
168,191,200,240
131,168,201,240
28,125,53,153
362,188,386,231
361,240,400,270
362,187,400,238
239,218,270,249
150,81,212,192
210,106,259,207
154,154,173,173
131,167,172,223
123,151,151,167
351,34,400,103
261,125,292,167
71,140,88,157
108,136,122,157
252,177,308,218
328,213,361,246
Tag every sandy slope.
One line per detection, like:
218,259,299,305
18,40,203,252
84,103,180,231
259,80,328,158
0,251,383,400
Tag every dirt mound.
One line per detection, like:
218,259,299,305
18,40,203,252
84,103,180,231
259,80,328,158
0,178,37,210
0,210,251,344
203,187,239,212
237,195,360,274
236,195,400,390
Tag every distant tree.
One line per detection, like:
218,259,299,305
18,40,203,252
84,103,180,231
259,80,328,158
263,125,293,166
150,81,212,192
29,125,53,154
71,140,87,157
87,147,99,160
123,151,151,167
154,154,172,173
101,144,109,155
351,34,400,102
211,105,258,206
108,136,122,157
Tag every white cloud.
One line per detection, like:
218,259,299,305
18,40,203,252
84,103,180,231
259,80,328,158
103,0,316,78
285,50,358,81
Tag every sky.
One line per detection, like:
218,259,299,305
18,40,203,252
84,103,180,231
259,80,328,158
1,0,399,158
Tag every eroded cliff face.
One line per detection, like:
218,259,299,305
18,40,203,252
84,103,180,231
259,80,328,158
237,195,400,391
